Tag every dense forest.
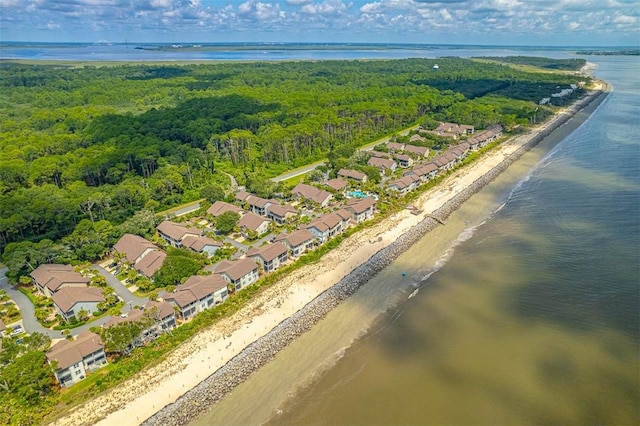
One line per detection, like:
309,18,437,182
0,57,588,259
477,56,586,70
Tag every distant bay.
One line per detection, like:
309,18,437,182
0,42,594,62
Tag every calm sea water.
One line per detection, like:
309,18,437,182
0,42,577,62
190,55,639,425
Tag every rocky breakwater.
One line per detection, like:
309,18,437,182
142,88,608,426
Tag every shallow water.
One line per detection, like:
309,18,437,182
190,56,639,425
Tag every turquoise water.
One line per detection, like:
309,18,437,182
192,55,639,425
347,190,367,198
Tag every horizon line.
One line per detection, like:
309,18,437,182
1,41,637,49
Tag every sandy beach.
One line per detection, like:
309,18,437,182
51,83,608,426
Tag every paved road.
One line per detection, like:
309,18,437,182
164,202,202,218
270,161,326,183
269,124,421,183
1,267,64,338
0,266,147,339
223,236,246,253
93,264,148,311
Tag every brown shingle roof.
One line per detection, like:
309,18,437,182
275,229,314,247
52,287,105,313
395,154,412,162
234,190,251,202
346,197,376,214
157,220,201,241
113,234,158,264
104,308,145,328
245,195,271,209
214,258,259,281
387,142,405,151
163,291,196,309
404,145,429,156
238,212,270,231
247,242,288,263
367,157,396,170
207,201,243,217
145,300,175,320
46,331,104,371
267,203,298,218
181,235,222,251
325,178,347,191
30,264,89,293
337,169,366,181
135,250,167,277
291,183,332,205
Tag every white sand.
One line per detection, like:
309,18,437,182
52,88,604,426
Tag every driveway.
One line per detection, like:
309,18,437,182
1,266,149,339
0,267,64,339
93,265,148,311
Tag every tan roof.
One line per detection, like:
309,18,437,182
247,242,288,263
31,264,72,283
164,274,228,307
370,150,390,158
395,154,412,162
47,331,104,371
52,287,105,313
135,250,167,277
238,212,269,231
409,134,426,143
207,200,243,217
234,190,251,202
415,163,438,175
346,197,376,214
275,229,314,247
387,142,405,151
404,145,429,156
113,234,158,264
267,203,298,218
337,169,366,181
434,122,474,135
214,258,259,282
325,178,348,191
335,209,351,221
145,300,175,320
104,308,145,328
182,235,222,251
367,157,396,170
0,319,5,332
291,183,332,205
388,177,410,190
30,264,89,292
309,211,344,231
157,220,201,242
245,195,271,209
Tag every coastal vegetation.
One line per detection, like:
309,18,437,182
0,57,588,267
0,57,592,424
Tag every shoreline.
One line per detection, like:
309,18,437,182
51,84,609,426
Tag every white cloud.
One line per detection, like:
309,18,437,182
0,0,637,45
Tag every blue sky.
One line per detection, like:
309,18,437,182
1,0,638,46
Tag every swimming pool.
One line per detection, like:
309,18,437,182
347,190,367,198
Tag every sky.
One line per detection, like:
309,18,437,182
0,0,638,46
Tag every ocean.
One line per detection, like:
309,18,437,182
187,55,639,425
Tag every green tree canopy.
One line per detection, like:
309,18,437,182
216,211,240,235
